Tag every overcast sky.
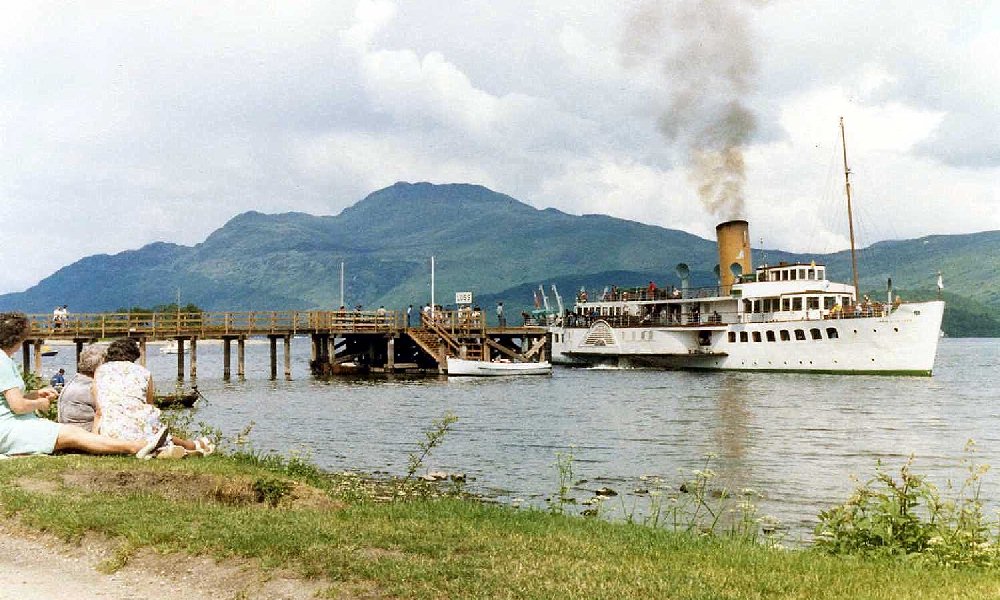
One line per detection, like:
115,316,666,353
2,0,997,293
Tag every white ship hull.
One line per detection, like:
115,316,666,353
550,300,944,376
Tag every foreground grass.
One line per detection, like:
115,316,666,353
2,455,1000,599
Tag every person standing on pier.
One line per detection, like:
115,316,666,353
496,301,506,327
406,304,413,327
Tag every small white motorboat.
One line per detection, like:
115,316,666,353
160,340,181,354
446,356,552,377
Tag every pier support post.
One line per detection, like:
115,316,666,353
33,340,42,375
386,336,395,371
139,338,147,367
269,335,278,380
223,337,232,381
237,337,245,380
284,335,292,380
21,341,30,374
176,338,185,381
190,338,198,380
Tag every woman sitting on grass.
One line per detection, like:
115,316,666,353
93,337,214,457
0,312,166,458
57,343,105,430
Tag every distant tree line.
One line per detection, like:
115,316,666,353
113,303,203,314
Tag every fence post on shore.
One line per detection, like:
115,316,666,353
138,338,147,367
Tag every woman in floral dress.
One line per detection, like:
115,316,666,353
93,338,213,456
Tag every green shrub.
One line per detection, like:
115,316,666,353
815,441,998,567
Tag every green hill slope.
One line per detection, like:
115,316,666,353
1,182,996,335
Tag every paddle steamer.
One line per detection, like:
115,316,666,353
548,120,944,375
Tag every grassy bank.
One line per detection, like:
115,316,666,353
3,454,1000,599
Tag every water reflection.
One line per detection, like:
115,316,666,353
713,374,753,494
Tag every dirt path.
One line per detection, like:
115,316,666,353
0,522,329,600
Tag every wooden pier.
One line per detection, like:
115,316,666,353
23,310,549,380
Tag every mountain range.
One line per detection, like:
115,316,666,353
2,182,997,336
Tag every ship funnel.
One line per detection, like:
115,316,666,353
716,220,752,296
675,263,690,297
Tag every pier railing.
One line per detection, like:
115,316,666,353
28,310,405,339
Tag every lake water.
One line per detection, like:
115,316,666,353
40,337,1000,539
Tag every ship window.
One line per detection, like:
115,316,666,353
792,297,802,311
824,297,836,310
818,268,825,279
807,297,819,310
783,270,790,281
781,298,790,311
766,330,776,342
790,270,797,280
728,332,736,343
810,328,822,340
752,331,762,342
739,331,748,342
808,269,815,279
794,329,806,340
799,269,806,279
826,328,839,339
780,330,791,341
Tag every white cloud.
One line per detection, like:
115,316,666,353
340,0,396,51
1,0,998,294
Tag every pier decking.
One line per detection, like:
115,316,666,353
24,310,549,380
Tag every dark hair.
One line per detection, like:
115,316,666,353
105,337,141,363
0,312,31,351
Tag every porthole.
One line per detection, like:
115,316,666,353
893,328,899,332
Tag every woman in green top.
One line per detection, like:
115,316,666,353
0,312,165,458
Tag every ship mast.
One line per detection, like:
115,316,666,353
840,117,860,298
